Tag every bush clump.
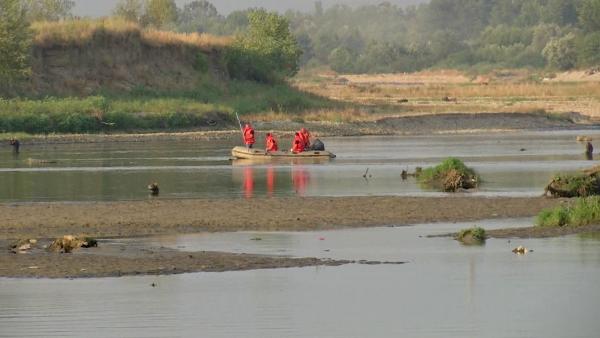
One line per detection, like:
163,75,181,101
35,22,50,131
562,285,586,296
544,167,600,198
456,227,487,245
419,158,479,192
537,196,600,227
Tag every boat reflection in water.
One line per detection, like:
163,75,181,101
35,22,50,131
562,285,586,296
292,166,310,196
266,166,275,196
232,161,311,198
243,166,254,198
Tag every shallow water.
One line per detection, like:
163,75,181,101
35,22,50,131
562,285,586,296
0,130,598,201
2,219,600,338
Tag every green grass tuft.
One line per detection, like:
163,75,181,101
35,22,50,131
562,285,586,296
536,196,600,227
456,227,486,245
545,172,600,198
418,157,479,192
420,158,476,182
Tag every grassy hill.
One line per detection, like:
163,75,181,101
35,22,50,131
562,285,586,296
29,19,231,96
0,19,332,134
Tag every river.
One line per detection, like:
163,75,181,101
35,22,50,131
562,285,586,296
1,130,598,201
1,219,599,337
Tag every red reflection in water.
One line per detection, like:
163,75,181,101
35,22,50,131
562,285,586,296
267,166,275,197
292,166,310,196
243,166,254,198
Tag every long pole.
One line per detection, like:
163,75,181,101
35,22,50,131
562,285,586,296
235,112,244,142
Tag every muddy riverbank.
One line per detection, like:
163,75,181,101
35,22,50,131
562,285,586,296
487,223,600,238
0,239,353,278
0,196,590,278
0,196,565,240
1,112,596,144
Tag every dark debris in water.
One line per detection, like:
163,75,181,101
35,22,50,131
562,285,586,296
356,260,406,265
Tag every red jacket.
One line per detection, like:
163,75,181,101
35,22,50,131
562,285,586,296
266,135,278,152
291,134,305,153
243,125,255,145
300,129,311,148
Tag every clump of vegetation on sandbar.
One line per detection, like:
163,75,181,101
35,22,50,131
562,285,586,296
456,227,487,245
419,158,479,192
536,196,600,227
544,167,600,198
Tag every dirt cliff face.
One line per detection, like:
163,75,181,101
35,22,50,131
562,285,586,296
29,35,227,96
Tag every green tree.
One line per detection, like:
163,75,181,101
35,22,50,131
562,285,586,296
578,32,600,65
227,10,301,82
579,0,600,32
429,30,463,61
178,0,222,33
328,47,355,73
143,0,177,28
0,0,31,94
531,23,563,51
112,0,145,23
541,0,580,26
543,33,578,69
222,10,249,34
23,0,74,21
489,1,521,26
516,1,542,26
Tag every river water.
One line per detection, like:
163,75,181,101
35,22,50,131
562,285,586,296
1,130,599,201
1,219,600,338
2,130,600,337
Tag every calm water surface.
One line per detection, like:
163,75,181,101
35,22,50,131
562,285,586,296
1,219,600,338
0,130,599,201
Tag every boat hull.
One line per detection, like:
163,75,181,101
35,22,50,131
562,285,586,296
231,146,336,160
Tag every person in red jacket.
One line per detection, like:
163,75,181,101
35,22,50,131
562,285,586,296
299,127,311,149
243,124,255,148
265,133,278,152
290,132,305,153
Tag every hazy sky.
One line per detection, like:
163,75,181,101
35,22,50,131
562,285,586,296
74,0,426,17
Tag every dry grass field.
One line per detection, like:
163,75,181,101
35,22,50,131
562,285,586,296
32,18,232,50
293,69,600,122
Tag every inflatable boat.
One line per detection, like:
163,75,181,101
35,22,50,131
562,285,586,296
231,146,336,160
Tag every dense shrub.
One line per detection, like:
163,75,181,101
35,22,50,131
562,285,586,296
226,10,301,83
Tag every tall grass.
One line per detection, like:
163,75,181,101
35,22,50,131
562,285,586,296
536,196,600,227
32,18,232,50
0,80,335,133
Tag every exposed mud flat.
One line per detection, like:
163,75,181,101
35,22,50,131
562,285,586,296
487,223,600,239
0,196,565,278
0,196,565,240
0,239,351,278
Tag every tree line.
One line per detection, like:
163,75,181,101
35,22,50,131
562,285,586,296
2,0,600,91
110,0,600,73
